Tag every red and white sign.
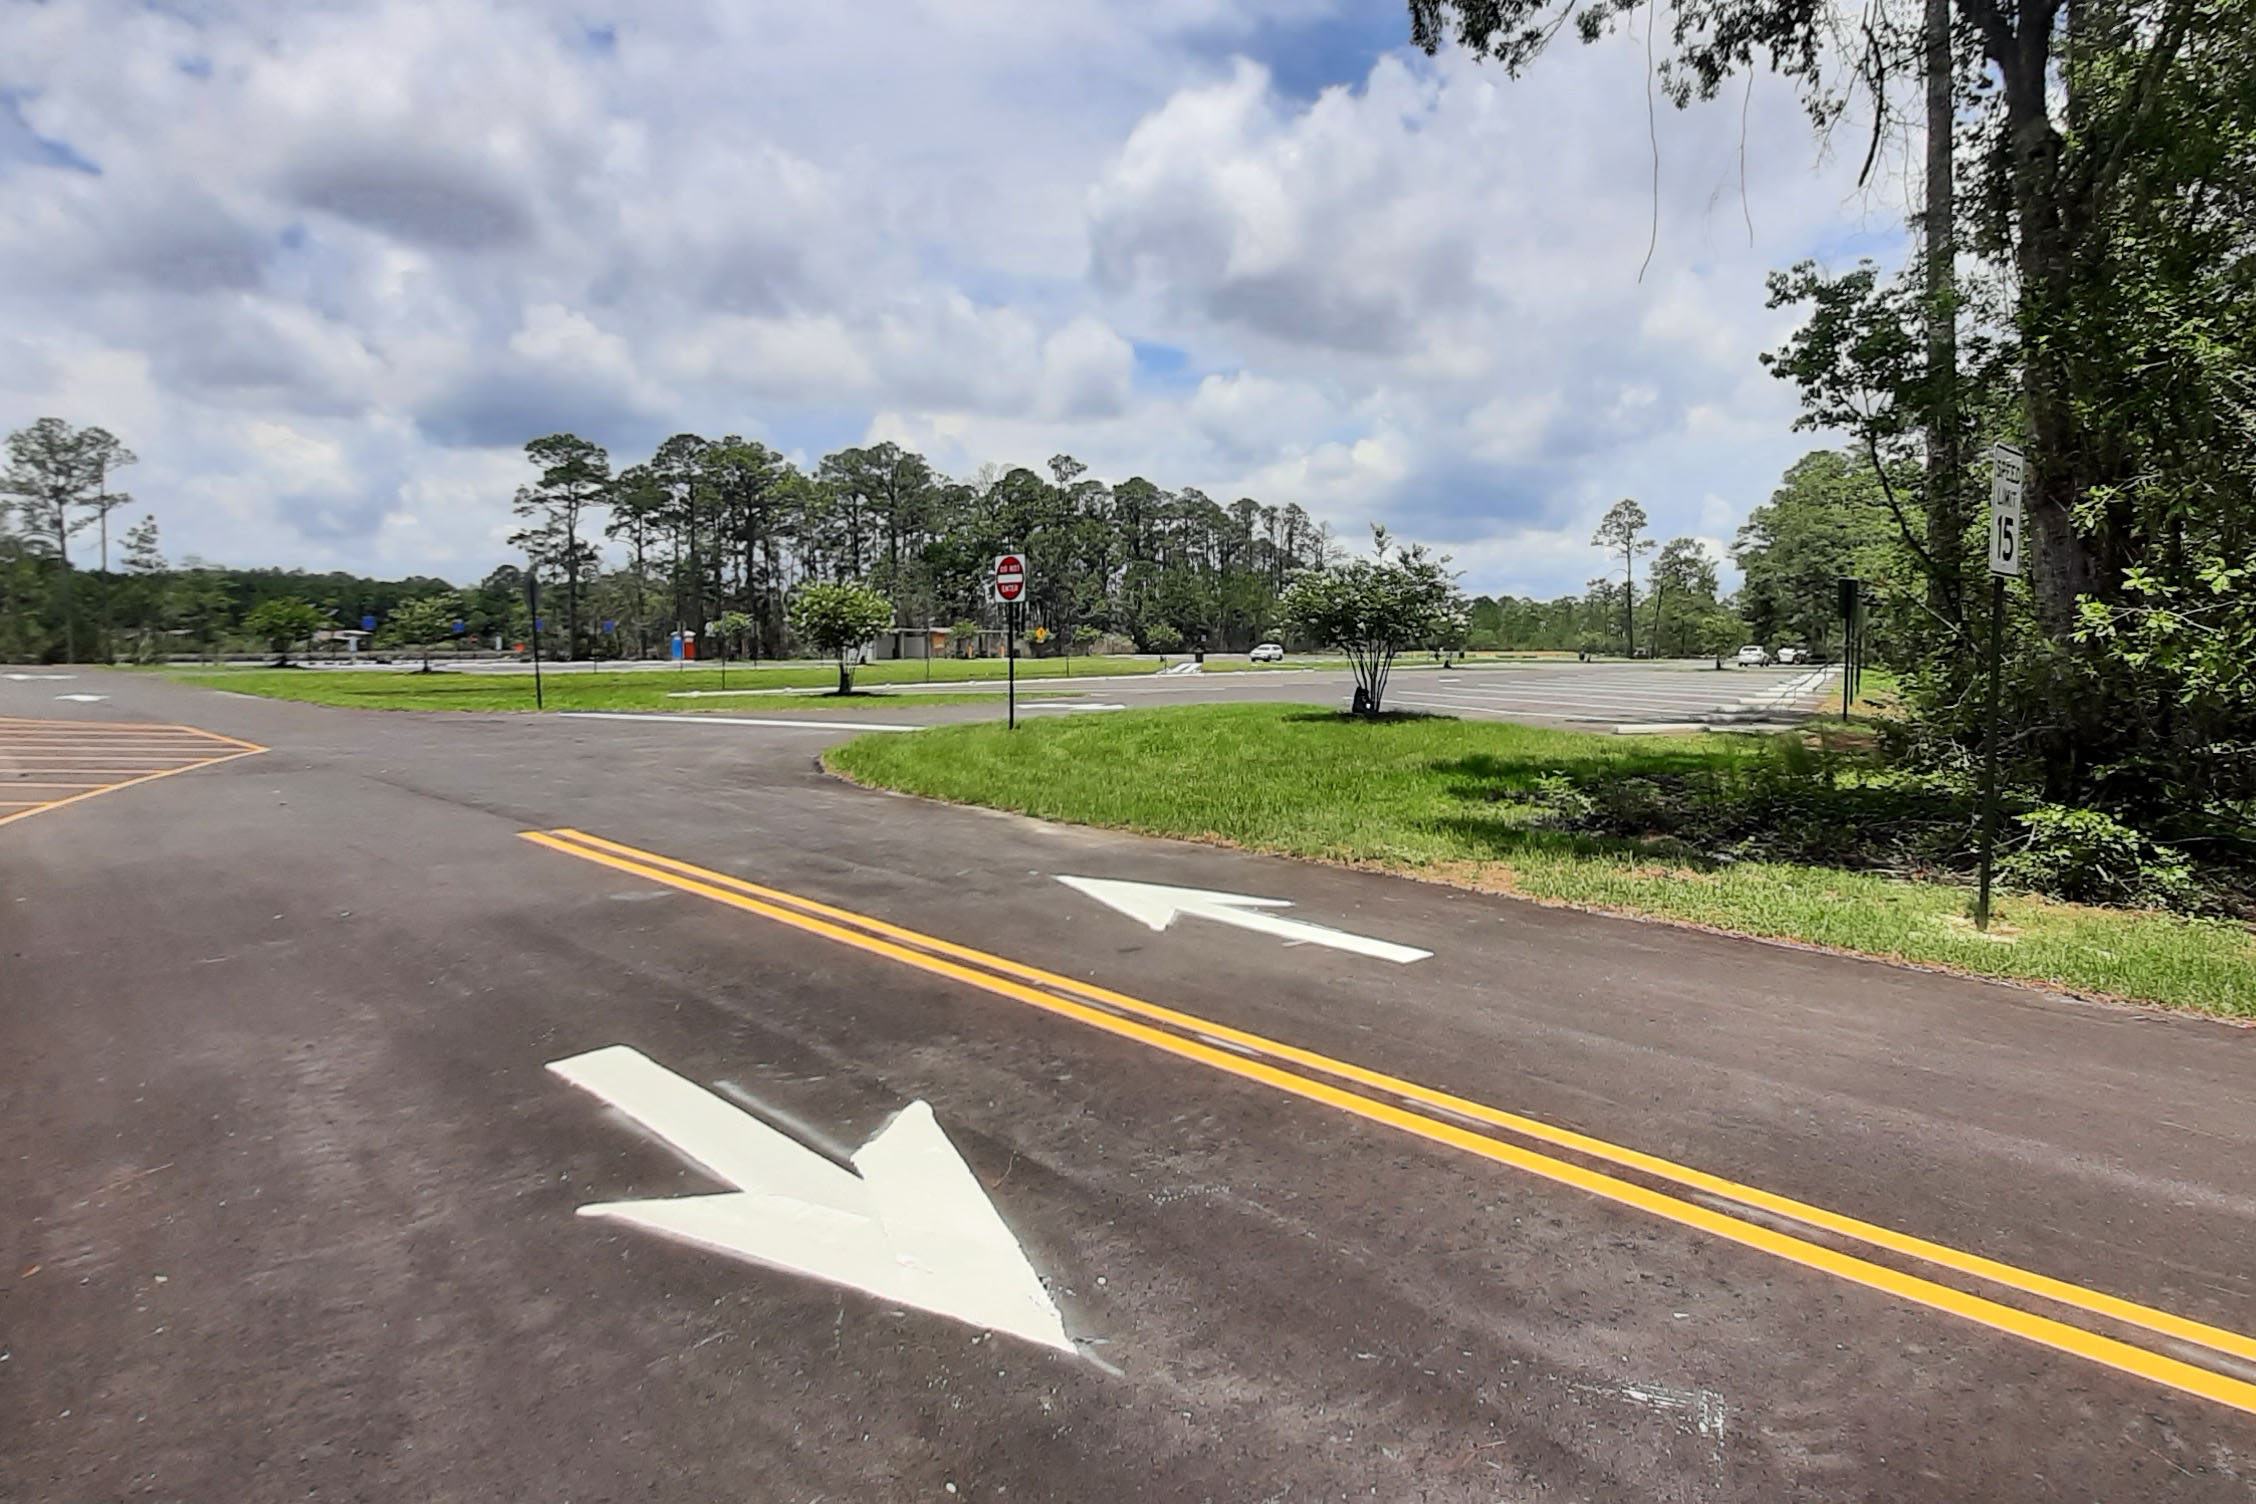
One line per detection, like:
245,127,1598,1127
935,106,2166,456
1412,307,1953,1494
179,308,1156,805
991,553,1027,603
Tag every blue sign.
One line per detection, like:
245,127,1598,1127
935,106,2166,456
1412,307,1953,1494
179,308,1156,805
452,619,465,634
602,619,615,633
361,614,377,631
535,618,546,631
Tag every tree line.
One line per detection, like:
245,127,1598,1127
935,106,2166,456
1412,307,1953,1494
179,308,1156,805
6,410,1888,669
506,434,1337,661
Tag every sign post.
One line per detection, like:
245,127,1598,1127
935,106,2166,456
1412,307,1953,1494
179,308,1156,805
1836,577,1863,720
525,569,545,711
1975,442,2025,931
991,553,1027,730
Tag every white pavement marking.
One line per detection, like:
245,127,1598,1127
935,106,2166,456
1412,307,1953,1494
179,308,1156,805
53,694,109,703
5,673,74,681
1057,875,1432,965
547,1045,1071,1353
560,712,920,733
1021,703,1126,713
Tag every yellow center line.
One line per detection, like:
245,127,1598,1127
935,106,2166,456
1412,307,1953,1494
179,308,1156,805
522,825,2256,1418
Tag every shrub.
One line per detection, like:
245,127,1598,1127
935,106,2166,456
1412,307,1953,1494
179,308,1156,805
1998,805,2197,909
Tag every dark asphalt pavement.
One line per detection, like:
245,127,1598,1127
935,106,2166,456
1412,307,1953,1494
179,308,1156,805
4,670,2253,1502
491,655,1841,730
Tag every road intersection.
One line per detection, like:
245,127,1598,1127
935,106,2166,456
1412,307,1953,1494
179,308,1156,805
4,670,2251,1501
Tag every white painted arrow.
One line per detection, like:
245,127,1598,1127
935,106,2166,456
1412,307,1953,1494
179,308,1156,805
547,1045,1070,1352
1056,875,1432,965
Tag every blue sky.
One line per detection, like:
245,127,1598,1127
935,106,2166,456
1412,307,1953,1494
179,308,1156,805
0,0,1905,595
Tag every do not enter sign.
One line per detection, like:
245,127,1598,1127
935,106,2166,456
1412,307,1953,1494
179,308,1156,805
991,553,1027,603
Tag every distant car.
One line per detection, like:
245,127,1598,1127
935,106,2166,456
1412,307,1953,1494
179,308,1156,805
1776,645,1804,665
1736,644,1771,667
1250,643,1285,662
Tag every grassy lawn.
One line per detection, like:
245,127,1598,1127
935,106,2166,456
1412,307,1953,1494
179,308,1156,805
169,666,1074,712
825,703,2256,1018
160,650,1594,712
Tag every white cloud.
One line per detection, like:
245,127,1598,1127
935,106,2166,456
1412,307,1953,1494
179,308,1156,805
0,0,1898,592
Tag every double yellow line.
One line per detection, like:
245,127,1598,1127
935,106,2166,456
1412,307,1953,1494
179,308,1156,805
524,825,2256,1416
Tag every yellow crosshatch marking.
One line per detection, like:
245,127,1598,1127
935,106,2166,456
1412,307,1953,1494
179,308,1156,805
0,717,265,828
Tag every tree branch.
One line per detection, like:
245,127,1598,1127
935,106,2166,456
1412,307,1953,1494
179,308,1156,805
1862,433,1970,639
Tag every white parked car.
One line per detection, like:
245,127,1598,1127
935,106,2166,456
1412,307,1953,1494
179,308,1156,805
1249,643,1285,663
1776,646,1805,665
1735,644,1772,667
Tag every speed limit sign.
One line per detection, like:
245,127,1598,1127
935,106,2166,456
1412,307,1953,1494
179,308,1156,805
1989,443,2025,577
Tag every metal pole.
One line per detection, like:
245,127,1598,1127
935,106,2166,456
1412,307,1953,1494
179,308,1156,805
1975,573,2004,929
1007,602,1018,730
527,570,545,711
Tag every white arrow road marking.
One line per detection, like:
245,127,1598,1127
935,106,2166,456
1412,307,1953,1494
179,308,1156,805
53,693,109,703
547,1045,1071,1352
1056,876,1432,965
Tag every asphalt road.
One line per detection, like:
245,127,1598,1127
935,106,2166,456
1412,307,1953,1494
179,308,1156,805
5,670,2254,1503
533,657,1842,730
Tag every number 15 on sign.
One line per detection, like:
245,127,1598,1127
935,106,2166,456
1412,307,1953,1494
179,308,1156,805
1989,442,2025,577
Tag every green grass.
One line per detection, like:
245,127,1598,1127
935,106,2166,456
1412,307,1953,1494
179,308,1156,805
825,703,2256,1017
169,666,1073,713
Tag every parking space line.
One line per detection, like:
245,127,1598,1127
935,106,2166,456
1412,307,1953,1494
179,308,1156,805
524,826,2256,1418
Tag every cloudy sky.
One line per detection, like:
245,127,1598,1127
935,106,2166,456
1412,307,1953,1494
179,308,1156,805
1,0,1906,596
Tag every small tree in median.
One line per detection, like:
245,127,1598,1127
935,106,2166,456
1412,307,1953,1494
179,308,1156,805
1280,527,1464,716
711,609,756,688
789,581,893,694
243,596,327,666
384,593,462,673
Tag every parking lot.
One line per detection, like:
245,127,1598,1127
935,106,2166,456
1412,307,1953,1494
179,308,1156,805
1063,658,1845,728
1373,661,1840,726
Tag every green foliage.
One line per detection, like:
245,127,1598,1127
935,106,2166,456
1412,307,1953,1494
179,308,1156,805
1732,450,1898,652
713,610,756,656
1279,527,1465,713
788,580,894,692
381,593,464,670
1998,806,2197,910
241,596,328,663
1418,0,2256,877
2,417,135,660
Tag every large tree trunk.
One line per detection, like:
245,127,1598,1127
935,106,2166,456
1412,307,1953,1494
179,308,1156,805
1996,8,2105,640
1922,0,1965,627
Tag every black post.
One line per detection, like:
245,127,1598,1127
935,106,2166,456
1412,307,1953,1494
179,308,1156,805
1007,602,1018,730
1975,573,2005,930
527,570,545,711
1837,576,1859,721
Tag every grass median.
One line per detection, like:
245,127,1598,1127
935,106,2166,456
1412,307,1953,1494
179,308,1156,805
159,650,1592,713
825,702,2255,1018
165,666,1086,712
